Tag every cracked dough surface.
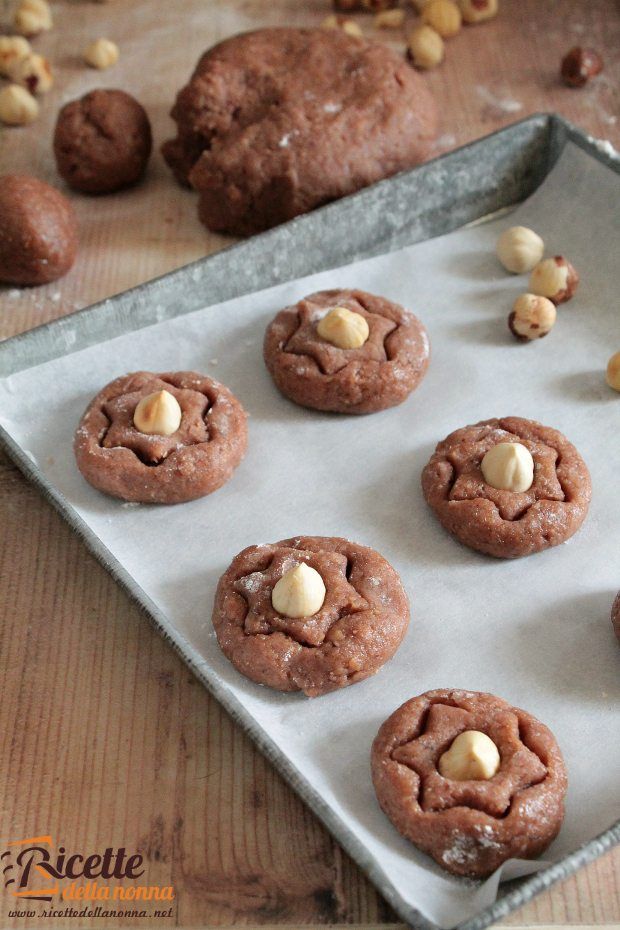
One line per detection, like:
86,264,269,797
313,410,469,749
371,689,567,878
263,288,430,414
421,417,591,558
74,370,247,504
212,535,410,696
162,27,438,236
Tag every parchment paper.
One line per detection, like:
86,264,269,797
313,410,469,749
1,143,619,928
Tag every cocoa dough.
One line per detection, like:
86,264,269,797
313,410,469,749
54,89,152,194
162,27,438,235
0,174,77,286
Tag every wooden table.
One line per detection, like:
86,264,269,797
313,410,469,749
1,0,619,926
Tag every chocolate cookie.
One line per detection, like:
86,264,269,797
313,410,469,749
612,592,620,644
421,417,591,558
371,689,567,878
54,89,152,194
263,289,430,414
162,27,437,236
0,174,77,285
74,371,247,504
212,536,409,696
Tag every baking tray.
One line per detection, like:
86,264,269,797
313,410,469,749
1,113,619,930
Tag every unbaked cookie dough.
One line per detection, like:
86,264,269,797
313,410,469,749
263,288,430,414
212,536,409,696
612,592,620,644
421,417,591,558
371,689,567,878
74,371,247,504
162,27,437,236
54,89,152,194
0,174,77,285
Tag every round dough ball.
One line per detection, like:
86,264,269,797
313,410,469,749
53,88,152,194
0,174,78,285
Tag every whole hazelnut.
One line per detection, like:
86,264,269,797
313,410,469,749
496,225,544,274
407,24,444,69
458,0,498,24
321,14,363,36
9,52,53,95
0,83,38,126
374,8,405,27
508,293,557,341
14,0,52,36
421,0,462,38
272,563,326,619
133,390,182,435
0,36,31,78
438,731,501,781
529,256,579,304
317,306,370,349
481,441,534,492
605,352,620,393
84,38,120,70
561,47,603,88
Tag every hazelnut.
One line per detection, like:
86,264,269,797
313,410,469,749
407,24,444,69
457,0,498,23
321,14,363,37
10,52,53,95
421,0,462,38
605,352,620,393
496,225,544,274
0,84,39,126
374,8,405,27
508,294,556,341
481,441,534,493
561,47,603,88
133,390,182,435
438,731,501,781
317,306,370,349
14,0,53,36
271,563,326,619
84,38,120,70
529,256,579,305
0,36,31,78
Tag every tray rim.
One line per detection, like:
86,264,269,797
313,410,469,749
1,112,619,930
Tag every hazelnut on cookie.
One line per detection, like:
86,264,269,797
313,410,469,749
371,689,567,878
264,288,430,414
421,417,591,558
212,536,409,696
74,371,247,504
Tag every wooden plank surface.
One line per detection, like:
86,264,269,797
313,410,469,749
0,0,619,926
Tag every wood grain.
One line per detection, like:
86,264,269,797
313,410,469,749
0,0,619,926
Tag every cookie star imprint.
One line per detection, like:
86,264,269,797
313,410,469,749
371,689,567,878
212,536,409,696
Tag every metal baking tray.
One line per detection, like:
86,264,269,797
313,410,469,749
2,114,619,930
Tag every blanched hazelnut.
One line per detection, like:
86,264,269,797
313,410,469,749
421,0,462,38
0,84,39,125
271,563,326,619
496,225,544,274
561,47,603,88
133,390,182,435
605,352,620,393
0,36,31,78
374,8,405,27
10,52,53,95
458,0,498,23
317,306,370,349
407,24,444,69
481,441,534,493
321,14,363,36
509,293,557,341
529,256,579,304
14,0,52,36
84,38,120,70
438,731,501,781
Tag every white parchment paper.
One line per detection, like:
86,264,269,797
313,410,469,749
1,144,619,928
